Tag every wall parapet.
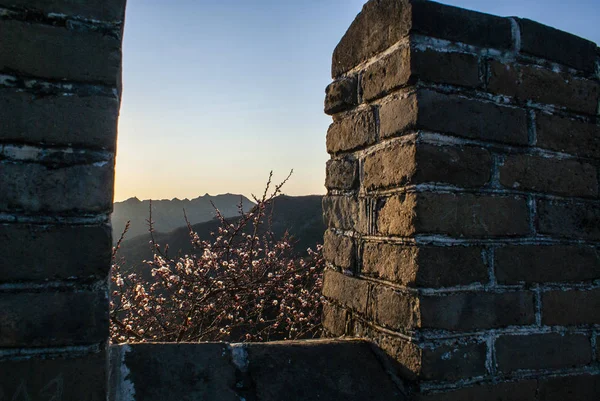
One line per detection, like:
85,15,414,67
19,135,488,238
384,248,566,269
322,0,600,399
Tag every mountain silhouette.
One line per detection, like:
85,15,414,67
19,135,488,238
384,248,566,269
113,195,325,272
111,193,254,242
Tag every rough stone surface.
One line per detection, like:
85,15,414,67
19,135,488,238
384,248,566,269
0,290,108,347
0,20,121,85
361,243,487,287
536,112,600,160
420,291,535,331
0,351,107,401
488,61,600,115
322,195,360,232
538,374,600,401
0,91,119,150
495,334,592,373
377,193,530,237
536,199,600,240
322,270,370,314
322,302,347,337
420,340,487,382
499,153,598,197
0,224,111,282
326,107,377,154
415,381,538,401
325,158,358,190
379,90,529,145
331,0,412,78
324,76,359,114
323,229,356,270
110,340,407,401
110,343,238,401
517,18,598,73
2,0,127,21
244,340,406,401
495,244,600,284
363,140,492,191
361,45,412,101
0,161,114,214
410,48,481,89
369,285,419,330
542,288,600,326
332,0,512,77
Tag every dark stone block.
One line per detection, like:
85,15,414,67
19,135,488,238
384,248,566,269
324,76,359,115
517,18,598,73
245,340,406,401
0,290,108,347
0,91,119,150
420,291,535,331
415,381,537,401
326,107,377,154
0,351,107,401
495,245,600,284
536,112,600,160
325,158,358,190
2,0,127,21
543,288,600,326
0,224,111,282
496,334,592,373
499,153,598,197
537,199,600,241
0,160,114,214
0,20,121,85
323,269,370,314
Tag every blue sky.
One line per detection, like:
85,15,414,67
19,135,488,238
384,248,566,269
114,0,599,201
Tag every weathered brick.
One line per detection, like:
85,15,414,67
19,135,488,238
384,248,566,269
0,224,111,282
324,76,359,115
369,285,419,330
326,108,377,154
325,158,358,190
0,20,121,85
332,0,512,77
0,91,119,150
499,154,598,197
363,140,492,191
542,288,600,326
0,290,108,347
362,46,481,101
322,195,360,231
322,302,348,337
420,291,535,331
536,112,600,160
362,243,487,287
411,48,481,89
354,324,488,382
361,45,412,101
420,339,487,382
539,374,600,401
496,334,592,373
0,160,114,214
489,61,600,115
322,270,369,314
537,199,600,241
379,90,529,145
377,193,530,238
4,0,126,21
323,230,355,271
517,18,598,73
0,351,107,401
496,245,600,284
415,381,538,401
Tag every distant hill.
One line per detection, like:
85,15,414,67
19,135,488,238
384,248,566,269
114,195,325,271
111,193,254,241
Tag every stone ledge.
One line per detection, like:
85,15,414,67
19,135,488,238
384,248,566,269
109,340,407,401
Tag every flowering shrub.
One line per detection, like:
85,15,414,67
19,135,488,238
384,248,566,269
110,173,325,343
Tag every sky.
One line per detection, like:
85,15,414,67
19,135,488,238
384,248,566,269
114,0,600,202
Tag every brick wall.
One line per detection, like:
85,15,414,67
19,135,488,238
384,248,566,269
0,1,125,399
322,0,600,399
